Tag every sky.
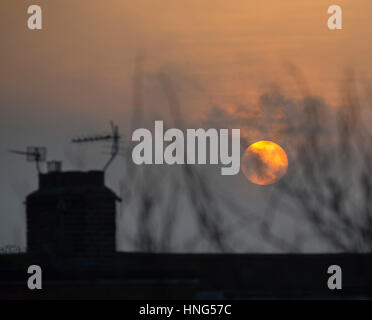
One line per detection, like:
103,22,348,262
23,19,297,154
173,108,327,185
1,0,372,251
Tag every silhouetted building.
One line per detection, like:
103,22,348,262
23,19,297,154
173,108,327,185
1,170,372,299
26,170,119,257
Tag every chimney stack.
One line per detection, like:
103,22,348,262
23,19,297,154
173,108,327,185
26,170,119,257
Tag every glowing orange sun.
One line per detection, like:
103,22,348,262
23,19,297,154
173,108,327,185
242,141,288,186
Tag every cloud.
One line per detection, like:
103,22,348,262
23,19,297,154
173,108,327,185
201,85,334,151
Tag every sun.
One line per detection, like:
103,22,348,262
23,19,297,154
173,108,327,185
241,141,288,186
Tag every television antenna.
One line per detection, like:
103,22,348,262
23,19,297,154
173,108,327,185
71,121,122,171
9,146,47,174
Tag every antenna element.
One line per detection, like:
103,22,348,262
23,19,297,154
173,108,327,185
9,146,47,173
71,121,121,171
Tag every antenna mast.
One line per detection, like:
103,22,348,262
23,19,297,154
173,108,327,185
71,121,121,172
9,146,47,174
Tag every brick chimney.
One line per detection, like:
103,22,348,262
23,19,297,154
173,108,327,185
26,171,119,257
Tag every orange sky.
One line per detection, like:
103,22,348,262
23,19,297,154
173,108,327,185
1,0,372,124
1,0,372,251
